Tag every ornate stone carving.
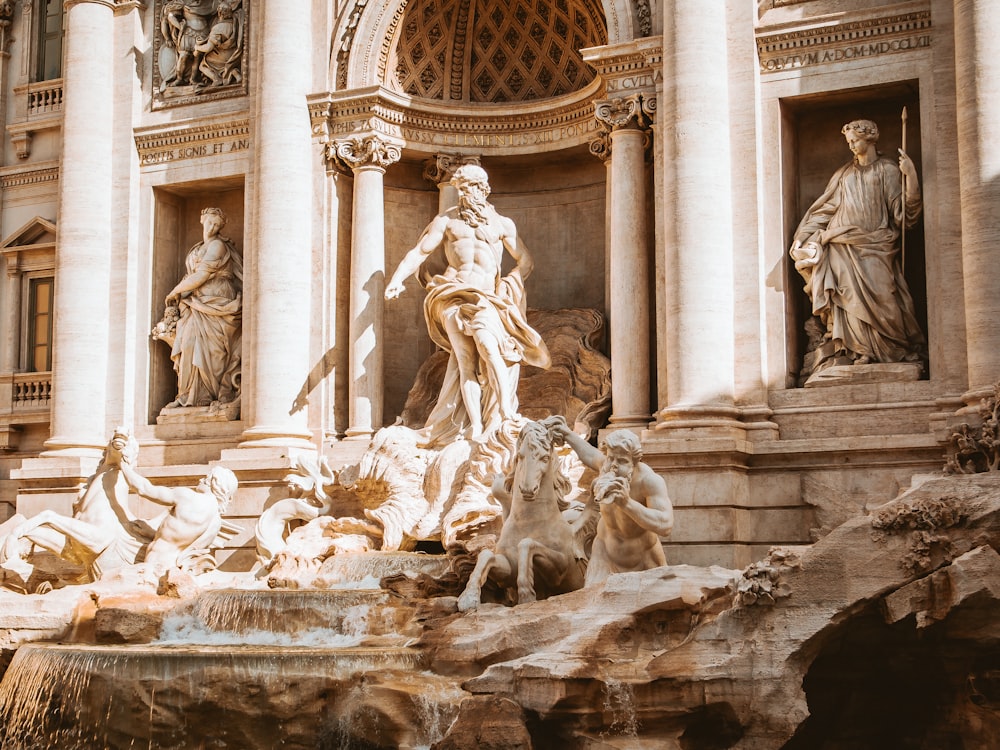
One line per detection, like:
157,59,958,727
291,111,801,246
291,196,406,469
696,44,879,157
594,93,651,130
153,0,249,109
0,429,238,592
871,494,966,575
385,164,550,446
154,207,243,418
588,131,612,161
945,381,1000,474
330,134,402,172
422,153,481,186
790,119,925,383
735,546,802,607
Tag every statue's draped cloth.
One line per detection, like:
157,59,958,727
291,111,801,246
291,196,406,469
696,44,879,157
171,239,243,406
793,158,925,363
419,269,550,446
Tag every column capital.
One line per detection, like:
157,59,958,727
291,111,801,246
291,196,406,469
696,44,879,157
594,93,655,131
329,134,402,173
588,131,612,162
422,153,481,186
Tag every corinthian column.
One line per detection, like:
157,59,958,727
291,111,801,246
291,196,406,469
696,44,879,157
955,0,1000,400
654,1,740,434
240,1,314,449
595,94,653,429
43,0,115,456
333,135,401,439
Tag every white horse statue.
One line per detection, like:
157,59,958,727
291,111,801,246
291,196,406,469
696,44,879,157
458,417,592,611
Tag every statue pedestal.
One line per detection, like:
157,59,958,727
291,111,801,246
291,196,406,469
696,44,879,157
804,362,924,388
156,401,240,424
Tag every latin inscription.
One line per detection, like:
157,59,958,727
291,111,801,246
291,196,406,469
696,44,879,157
605,70,662,93
760,34,930,72
329,119,601,149
139,138,251,166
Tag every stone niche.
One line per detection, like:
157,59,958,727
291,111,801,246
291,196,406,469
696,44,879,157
780,81,926,386
379,146,608,423
148,179,245,422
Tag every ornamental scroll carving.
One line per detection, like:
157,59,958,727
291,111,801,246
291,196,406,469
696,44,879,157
422,153,481,185
329,135,403,172
594,93,655,131
153,0,249,110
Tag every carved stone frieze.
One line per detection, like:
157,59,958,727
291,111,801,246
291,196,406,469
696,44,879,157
309,82,604,157
756,10,931,73
329,134,402,172
134,117,251,167
152,0,249,110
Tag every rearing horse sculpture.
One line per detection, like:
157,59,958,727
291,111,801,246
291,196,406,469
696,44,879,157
458,417,588,611
0,429,153,590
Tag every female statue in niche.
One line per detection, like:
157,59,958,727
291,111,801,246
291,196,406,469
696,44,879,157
790,119,926,378
155,206,242,410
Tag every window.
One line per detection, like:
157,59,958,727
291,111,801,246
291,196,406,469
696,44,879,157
27,277,53,372
36,0,63,81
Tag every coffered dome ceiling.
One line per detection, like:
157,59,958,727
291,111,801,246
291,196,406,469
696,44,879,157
389,0,607,103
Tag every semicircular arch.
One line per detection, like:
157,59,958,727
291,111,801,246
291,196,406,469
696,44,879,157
331,0,640,92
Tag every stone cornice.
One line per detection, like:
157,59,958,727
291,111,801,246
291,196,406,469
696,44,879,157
133,116,251,166
114,0,146,15
64,0,116,10
309,80,605,156
756,9,931,73
0,161,58,190
581,36,662,95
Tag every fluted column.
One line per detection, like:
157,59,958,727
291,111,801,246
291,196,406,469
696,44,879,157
43,0,115,456
655,1,739,434
955,0,1000,399
239,2,314,448
333,135,401,440
595,94,653,429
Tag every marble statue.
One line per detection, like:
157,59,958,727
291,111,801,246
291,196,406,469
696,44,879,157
385,164,551,447
0,428,150,592
556,422,674,585
159,0,245,92
119,459,237,574
457,418,590,611
155,206,242,412
790,119,926,377
254,456,338,566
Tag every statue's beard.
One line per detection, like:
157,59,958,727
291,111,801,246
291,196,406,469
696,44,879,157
458,195,489,227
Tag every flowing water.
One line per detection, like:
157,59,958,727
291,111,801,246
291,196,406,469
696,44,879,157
0,556,461,749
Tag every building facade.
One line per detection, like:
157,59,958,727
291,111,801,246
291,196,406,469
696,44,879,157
0,0,996,570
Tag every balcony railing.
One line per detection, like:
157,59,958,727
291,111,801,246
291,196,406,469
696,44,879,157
12,372,51,407
24,80,64,117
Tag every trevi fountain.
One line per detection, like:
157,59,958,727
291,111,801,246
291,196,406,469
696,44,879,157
0,0,999,748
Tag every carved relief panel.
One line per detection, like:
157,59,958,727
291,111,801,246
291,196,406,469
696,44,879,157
152,0,249,110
